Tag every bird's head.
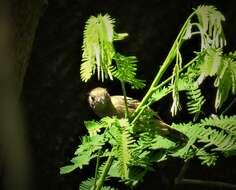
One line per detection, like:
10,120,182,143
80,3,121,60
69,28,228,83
88,87,112,117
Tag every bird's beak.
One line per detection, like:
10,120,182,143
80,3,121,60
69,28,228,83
97,97,105,104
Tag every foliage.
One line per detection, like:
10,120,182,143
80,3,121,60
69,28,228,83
60,5,236,190
80,14,145,89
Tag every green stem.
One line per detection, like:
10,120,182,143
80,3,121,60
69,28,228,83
131,105,147,125
131,54,200,124
175,160,191,185
94,151,101,190
221,97,236,115
155,55,200,90
121,81,129,119
131,13,195,121
95,153,114,190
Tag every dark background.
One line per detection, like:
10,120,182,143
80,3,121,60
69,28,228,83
22,0,236,189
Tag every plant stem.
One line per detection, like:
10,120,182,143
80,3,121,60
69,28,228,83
131,53,200,124
94,151,101,189
131,13,195,121
176,178,236,189
175,160,191,184
131,105,147,125
221,97,236,115
95,153,114,190
155,55,199,90
121,81,129,119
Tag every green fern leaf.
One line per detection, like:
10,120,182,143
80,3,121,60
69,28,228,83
175,77,205,120
80,14,116,82
198,48,222,77
195,6,226,50
214,57,236,110
60,135,105,174
186,84,205,120
200,115,236,136
150,135,176,150
80,177,95,190
80,177,117,190
199,129,236,152
105,118,133,179
171,122,201,159
196,149,218,166
112,53,145,89
149,86,172,104
107,160,120,178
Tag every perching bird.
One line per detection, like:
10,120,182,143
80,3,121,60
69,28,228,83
88,87,187,144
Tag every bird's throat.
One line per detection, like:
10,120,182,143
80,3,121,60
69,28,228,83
93,100,117,118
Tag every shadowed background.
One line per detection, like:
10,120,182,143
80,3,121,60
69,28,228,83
20,0,236,189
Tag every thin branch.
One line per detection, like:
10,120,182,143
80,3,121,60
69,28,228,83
95,152,114,190
131,12,195,121
175,160,191,184
176,178,236,189
221,96,236,115
121,81,129,119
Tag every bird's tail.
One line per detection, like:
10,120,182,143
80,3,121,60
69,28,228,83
158,120,188,146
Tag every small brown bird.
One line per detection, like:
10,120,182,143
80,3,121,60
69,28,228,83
88,87,187,144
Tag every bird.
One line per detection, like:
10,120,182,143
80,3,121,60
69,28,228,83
88,87,188,144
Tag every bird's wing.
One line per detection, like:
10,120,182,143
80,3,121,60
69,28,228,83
111,95,164,120
110,96,140,118
111,96,187,144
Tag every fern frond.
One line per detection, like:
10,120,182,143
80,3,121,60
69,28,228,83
171,122,201,159
60,135,105,174
196,149,218,166
186,83,205,120
198,48,223,77
80,177,95,190
85,120,104,136
81,14,115,82
150,135,176,150
115,127,132,178
105,118,133,179
193,49,236,110
214,57,236,110
112,53,145,89
175,76,205,120
200,115,236,136
172,115,236,163
113,32,128,41
194,6,226,50
107,160,120,178
79,177,116,190
199,129,236,152
149,86,172,104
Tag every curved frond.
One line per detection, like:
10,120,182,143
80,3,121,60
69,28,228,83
214,56,236,109
171,115,236,165
60,135,105,174
79,177,116,190
199,129,236,152
175,76,205,120
80,14,116,82
194,6,226,50
112,53,145,89
104,118,134,179
200,115,236,136
196,149,218,166
80,177,95,190
186,83,205,120
198,48,222,76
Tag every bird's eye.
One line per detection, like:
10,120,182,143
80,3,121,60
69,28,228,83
90,96,95,102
